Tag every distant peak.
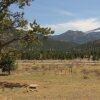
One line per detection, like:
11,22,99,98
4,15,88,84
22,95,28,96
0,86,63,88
86,27,100,33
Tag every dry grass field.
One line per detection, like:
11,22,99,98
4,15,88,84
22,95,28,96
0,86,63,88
0,60,100,100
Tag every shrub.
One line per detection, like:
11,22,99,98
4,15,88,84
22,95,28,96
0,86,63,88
0,53,16,75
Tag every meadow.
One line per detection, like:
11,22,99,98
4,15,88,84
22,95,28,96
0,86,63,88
0,60,100,100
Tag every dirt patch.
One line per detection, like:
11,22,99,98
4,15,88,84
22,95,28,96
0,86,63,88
0,81,28,89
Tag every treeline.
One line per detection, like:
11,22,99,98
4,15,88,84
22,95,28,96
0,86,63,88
20,47,100,60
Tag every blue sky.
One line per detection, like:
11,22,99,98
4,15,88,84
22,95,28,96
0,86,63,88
11,0,100,34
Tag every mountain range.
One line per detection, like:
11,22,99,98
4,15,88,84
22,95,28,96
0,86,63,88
4,27,100,51
35,27,100,51
50,28,100,44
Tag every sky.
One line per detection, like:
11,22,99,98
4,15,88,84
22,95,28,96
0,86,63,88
11,0,100,35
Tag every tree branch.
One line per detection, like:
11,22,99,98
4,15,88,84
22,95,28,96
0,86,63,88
1,35,27,48
0,0,16,12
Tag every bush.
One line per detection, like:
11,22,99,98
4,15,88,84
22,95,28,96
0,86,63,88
0,53,16,75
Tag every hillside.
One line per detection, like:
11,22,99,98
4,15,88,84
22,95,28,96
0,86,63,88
3,30,77,51
50,30,85,44
2,28,100,52
77,39,100,49
39,38,77,50
50,29,100,44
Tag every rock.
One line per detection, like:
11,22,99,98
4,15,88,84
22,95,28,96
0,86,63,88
27,84,39,91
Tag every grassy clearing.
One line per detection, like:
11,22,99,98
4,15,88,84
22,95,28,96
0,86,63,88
0,60,100,100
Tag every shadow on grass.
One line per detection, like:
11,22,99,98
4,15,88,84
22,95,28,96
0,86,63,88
0,73,8,76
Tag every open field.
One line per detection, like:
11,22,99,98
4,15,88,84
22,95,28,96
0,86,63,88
0,60,100,100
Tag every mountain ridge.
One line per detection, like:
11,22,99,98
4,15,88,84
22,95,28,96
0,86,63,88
50,28,100,44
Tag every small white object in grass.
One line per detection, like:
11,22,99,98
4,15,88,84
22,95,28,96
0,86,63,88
28,84,39,90
26,84,39,92
29,84,39,88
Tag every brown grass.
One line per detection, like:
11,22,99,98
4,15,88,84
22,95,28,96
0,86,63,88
0,60,100,100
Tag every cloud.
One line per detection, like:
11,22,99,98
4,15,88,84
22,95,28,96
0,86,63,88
30,8,75,17
60,10,75,16
52,8,76,16
43,18,100,35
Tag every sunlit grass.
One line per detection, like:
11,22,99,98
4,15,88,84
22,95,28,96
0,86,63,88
0,60,100,100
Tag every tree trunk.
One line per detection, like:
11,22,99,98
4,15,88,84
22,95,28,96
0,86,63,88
0,38,2,60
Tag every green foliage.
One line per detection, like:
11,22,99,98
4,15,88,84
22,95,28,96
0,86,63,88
0,0,54,51
20,46,100,60
0,53,16,75
0,0,54,76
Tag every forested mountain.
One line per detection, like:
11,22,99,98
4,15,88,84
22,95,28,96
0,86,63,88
39,38,77,50
77,39,100,49
3,28,100,60
50,28,100,44
50,30,85,44
3,28,100,52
